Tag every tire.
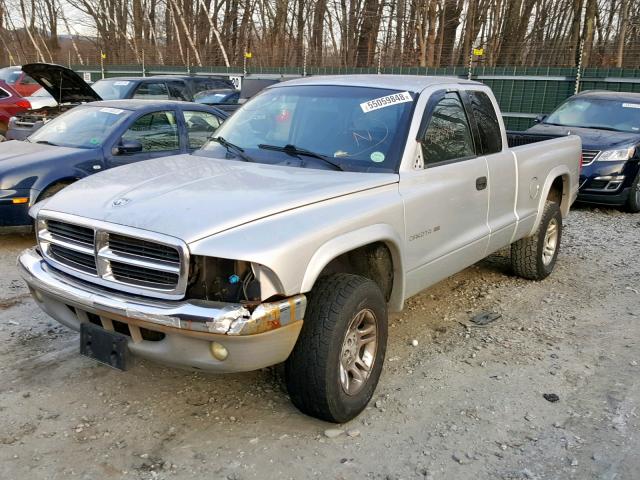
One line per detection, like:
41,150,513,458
511,200,562,280
625,172,640,213
37,182,72,202
285,273,388,423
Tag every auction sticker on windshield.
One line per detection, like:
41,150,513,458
100,108,124,115
622,103,640,109
361,91,412,113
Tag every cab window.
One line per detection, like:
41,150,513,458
421,93,475,167
133,82,169,100
167,81,190,101
184,110,222,149
468,91,503,154
121,111,179,152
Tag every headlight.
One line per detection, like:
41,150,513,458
596,147,635,162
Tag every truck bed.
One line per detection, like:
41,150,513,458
506,131,563,148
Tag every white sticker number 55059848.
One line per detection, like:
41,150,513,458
360,91,413,113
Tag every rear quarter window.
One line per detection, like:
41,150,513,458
468,91,502,154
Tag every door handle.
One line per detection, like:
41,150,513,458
476,176,487,191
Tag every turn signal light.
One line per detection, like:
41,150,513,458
11,197,29,204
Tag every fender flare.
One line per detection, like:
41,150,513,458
529,166,572,236
300,224,406,312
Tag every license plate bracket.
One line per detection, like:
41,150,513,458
80,323,130,371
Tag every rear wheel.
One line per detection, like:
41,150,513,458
626,172,640,213
285,273,387,423
511,200,562,280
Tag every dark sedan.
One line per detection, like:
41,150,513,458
527,90,640,212
0,100,227,231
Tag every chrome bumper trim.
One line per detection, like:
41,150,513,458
18,247,306,336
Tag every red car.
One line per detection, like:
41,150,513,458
0,81,31,137
0,66,40,97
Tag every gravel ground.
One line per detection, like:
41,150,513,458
0,205,638,480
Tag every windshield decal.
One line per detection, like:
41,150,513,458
113,81,131,86
622,103,640,109
370,151,385,162
100,107,124,115
360,91,412,113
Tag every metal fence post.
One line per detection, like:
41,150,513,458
575,40,585,94
303,46,307,76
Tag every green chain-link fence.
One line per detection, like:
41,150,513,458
74,65,640,131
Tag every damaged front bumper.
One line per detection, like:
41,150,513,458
18,247,306,372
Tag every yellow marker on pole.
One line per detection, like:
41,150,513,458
244,52,252,59
473,48,484,56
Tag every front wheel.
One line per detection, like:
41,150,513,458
626,172,640,213
285,274,388,423
511,200,563,280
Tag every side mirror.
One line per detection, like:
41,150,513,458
534,114,547,124
112,139,143,155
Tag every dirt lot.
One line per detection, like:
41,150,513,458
1,205,638,480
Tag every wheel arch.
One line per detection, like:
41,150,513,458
33,176,79,203
530,168,572,235
300,224,405,312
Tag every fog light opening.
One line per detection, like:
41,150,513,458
210,342,228,361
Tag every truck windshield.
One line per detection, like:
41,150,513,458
28,105,128,148
198,85,415,172
545,97,640,133
91,79,134,100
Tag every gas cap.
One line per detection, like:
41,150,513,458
529,177,540,199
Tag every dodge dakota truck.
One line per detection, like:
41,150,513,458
18,76,581,422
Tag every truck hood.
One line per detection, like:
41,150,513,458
527,123,640,150
22,63,102,104
37,154,399,243
0,141,91,189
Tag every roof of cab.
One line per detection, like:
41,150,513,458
80,99,223,111
576,90,640,102
272,74,481,92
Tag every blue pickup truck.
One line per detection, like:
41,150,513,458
0,100,227,231
526,91,640,212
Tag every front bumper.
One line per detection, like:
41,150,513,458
0,189,33,229
18,247,306,372
577,159,639,206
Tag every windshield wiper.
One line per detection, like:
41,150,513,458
573,125,623,132
210,136,254,163
34,140,59,146
258,144,344,171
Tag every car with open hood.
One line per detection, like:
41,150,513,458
0,100,227,231
6,63,102,141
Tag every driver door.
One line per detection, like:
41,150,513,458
107,110,182,168
400,91,490,297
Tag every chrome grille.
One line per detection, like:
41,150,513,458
47,220,94,246
108,233,180,263
582,149,600,166
49,243,97,274
37,214,189,299
110,261,180,287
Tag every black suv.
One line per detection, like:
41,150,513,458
91,75,236,102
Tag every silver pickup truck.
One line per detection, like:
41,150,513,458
18,75,581,422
